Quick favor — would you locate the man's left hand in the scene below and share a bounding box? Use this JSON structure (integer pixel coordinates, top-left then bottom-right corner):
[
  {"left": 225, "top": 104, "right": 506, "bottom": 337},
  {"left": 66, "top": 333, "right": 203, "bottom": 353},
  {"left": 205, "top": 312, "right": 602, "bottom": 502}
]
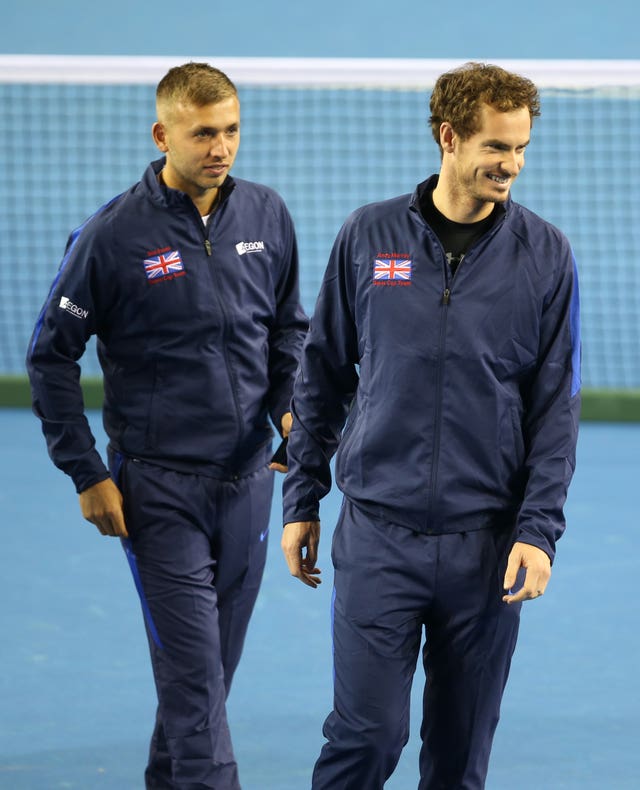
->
[
  {"left": 269, "top": 411, "right": 293, "bottom": 472},
  {"left": 502, "top": 541, "right": 551, "bottom": 604}
]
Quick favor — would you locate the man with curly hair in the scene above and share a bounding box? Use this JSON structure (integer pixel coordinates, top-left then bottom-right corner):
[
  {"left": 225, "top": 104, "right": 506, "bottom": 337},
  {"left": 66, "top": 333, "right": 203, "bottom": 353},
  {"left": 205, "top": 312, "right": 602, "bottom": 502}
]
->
[{"left": 282, "top": 62, "right": 581, "bottom": 789}]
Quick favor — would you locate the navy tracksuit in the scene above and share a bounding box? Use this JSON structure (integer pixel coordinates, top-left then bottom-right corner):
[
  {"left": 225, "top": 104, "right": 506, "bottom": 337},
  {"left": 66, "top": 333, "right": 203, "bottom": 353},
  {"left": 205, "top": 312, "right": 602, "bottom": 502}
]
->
[
  {"left": 27, "top": 158, "right": 308, "bottom": 788},
  {"left": 283, "top": 176, "right": 581, "bottom": 788}
]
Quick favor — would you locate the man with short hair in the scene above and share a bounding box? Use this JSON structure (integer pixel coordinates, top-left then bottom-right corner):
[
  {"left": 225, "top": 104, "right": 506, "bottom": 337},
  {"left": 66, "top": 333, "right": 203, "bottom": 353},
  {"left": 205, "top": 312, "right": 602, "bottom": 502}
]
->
[
  {"left": 27, "top": 62, "right": 308, "bottom": 789},
  {"left": 281, "top": 61, "right": 581, "bottom": 789}
]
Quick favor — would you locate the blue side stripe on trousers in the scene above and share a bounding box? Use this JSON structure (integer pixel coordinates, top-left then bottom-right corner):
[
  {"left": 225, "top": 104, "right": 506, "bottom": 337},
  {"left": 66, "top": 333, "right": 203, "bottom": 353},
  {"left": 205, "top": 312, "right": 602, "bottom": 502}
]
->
[{"left": 121, "top": 537, "right": 165, "bottom": 650}]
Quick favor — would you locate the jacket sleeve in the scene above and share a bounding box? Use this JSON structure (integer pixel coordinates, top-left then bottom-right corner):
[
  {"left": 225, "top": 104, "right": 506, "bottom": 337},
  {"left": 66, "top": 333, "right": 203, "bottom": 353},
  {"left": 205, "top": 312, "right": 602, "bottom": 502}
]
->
[
  {"left": 282, "top": 219, "right": 360, "bottom": 524},
  {"left": 516, "top": 241, "right": 581, "bottom": 561},
  {"left": 266, "top": 200, "right": 309, "bottom": 431},
  {"left": 26, "top": 219, "right": 113, "bottom": 494}
]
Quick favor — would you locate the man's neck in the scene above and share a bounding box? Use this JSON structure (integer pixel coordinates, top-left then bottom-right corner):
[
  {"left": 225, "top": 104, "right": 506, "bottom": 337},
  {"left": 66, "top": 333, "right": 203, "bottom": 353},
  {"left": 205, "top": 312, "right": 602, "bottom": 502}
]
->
[
  {"left": 432, "top": 182, "right": 495, "bottom": 224},
  {"left": 195, "top": 188, "right": 221, "bottom": 218},
  {"left": 158, "top": 168, "right": 221, "bottom": 217}
]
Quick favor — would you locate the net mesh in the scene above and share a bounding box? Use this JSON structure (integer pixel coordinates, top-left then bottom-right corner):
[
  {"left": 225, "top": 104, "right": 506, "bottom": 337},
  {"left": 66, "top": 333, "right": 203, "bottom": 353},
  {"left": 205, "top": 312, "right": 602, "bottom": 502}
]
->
[{"left": 2, "top": 62, "right": 639, "bottom": 388}]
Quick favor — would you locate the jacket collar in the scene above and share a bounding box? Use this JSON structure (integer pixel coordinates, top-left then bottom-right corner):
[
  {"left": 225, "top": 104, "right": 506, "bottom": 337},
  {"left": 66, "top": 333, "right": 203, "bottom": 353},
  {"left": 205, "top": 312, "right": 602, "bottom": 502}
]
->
[{"left": 143, "top": 157, "right": 236, "bottom": 209}]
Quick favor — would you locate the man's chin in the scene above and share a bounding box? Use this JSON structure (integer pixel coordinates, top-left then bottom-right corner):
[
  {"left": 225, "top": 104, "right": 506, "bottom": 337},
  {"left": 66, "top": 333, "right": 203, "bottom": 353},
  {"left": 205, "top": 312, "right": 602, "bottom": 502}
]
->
[{"left": 486, "top": 187, "right": 510, "bottom": 204}]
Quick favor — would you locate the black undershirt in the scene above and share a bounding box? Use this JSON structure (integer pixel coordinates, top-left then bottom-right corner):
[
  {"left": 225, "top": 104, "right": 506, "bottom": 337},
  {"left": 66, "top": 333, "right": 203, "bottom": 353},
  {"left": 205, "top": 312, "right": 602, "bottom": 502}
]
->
[{"left": 419, "top": 187, "right": 498, "bottom": 276}]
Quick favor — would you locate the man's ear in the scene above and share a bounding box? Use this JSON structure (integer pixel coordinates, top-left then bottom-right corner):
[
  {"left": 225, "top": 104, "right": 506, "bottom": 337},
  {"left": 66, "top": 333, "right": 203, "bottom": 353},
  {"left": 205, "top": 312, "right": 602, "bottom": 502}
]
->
[
  {"left": 439, "top": 122, "right": 456, "bottom": 154},
  {"left": 152, "top": 121, "right": 169, "bottom": 153}
]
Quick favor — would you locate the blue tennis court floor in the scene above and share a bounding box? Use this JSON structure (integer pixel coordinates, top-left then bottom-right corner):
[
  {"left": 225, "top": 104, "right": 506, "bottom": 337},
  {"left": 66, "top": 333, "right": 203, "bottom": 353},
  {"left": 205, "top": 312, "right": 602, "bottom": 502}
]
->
[{"left": 1, "top": 409, "right": 638, "bottom": 789}]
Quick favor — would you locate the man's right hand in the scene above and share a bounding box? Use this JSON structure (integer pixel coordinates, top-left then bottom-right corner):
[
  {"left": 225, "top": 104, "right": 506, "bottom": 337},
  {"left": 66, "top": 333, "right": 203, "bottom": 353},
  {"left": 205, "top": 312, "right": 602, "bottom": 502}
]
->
[
  {"left": 79, "top": 478, "right": 128, "bottom": 538},
  {"left": 281, "top": 520, "right": 322, "bottom": 588}
]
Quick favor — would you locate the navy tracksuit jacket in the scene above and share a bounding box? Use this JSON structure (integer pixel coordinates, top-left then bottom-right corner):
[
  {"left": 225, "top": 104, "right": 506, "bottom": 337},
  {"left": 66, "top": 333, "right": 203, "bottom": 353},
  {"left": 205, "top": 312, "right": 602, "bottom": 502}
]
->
[
  {"left": 27, "top": 158, "right": 308, "bottom": 491},
  {"left": 284, "top": 175, "right": 581, "bottom": 560}
]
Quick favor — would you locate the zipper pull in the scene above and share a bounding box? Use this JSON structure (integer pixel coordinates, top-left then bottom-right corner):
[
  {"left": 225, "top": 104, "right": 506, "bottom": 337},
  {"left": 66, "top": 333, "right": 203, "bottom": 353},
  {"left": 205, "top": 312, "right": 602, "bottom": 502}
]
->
[
  {"left": 204, "top": 239, "right": 212, "bottom": 256},
  {"left": 442, "top": 288, "right": 450, "bottom": 305}
]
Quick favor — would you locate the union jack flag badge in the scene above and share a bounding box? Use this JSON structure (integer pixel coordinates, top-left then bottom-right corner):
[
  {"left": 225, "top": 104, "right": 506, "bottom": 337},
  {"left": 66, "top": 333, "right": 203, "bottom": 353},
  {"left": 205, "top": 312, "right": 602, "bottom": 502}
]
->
[
  {"left": 143, "top": 250, "right": 185, "bottom": 281},
  {"left": 373, "top": 257, "right": 413, "bottom": 282}
]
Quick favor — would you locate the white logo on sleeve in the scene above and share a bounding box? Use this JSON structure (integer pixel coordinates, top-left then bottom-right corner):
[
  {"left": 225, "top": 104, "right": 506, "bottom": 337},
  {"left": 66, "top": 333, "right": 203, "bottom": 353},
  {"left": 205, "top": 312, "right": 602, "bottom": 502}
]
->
[
  {"left": 59, "top": 296, "right": 89, "bottom": 319},
  {"left": 235, "top": 240, "right": 265, "bottom": 256}
]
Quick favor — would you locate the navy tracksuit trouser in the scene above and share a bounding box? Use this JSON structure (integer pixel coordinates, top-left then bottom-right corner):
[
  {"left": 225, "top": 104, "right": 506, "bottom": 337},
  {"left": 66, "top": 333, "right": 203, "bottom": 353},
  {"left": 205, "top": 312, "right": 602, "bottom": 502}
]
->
[
  {"left": 312, "top": 500, "right": 523, "bottom": 790},
  {"left": 112, "top": 453, "right": 273, "bottom": 790}
]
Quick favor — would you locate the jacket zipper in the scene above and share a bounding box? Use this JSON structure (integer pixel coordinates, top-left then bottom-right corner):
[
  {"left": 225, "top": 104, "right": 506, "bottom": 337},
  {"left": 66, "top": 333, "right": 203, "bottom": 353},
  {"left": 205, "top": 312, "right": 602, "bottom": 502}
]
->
[
  {"left": 424, "top": 208, "right": 506, "bottom": 525},
  {"left": 428, "top": 249, "right": 454, "bottom": 526},
  {"left": 197, "top": 205, "right": 245, "bottom": 459}
]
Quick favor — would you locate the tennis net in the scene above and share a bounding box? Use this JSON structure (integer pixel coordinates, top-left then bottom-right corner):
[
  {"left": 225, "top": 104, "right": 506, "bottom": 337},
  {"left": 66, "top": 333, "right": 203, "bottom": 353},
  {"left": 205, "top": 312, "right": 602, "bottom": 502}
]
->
[{"left": 1, "top": 56, "right": 639, "bottom": 391}]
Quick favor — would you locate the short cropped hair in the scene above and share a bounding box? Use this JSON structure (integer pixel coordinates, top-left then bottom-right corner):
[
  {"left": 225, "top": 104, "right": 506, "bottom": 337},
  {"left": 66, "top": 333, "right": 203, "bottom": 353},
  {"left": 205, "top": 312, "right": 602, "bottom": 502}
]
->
[
  {"left": 429, "top": 62, "right": 541, "bottom": 152},
  {"left": 156, "top": 62, "right": 237, "bottom": 117}
]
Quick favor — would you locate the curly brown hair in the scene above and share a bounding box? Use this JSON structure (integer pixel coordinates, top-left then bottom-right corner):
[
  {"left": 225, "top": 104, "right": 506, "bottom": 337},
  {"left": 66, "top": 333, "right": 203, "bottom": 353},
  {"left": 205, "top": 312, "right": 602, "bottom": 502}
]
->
[{"left": 429, "top": 62, "right": 540, "bottom": 153}]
